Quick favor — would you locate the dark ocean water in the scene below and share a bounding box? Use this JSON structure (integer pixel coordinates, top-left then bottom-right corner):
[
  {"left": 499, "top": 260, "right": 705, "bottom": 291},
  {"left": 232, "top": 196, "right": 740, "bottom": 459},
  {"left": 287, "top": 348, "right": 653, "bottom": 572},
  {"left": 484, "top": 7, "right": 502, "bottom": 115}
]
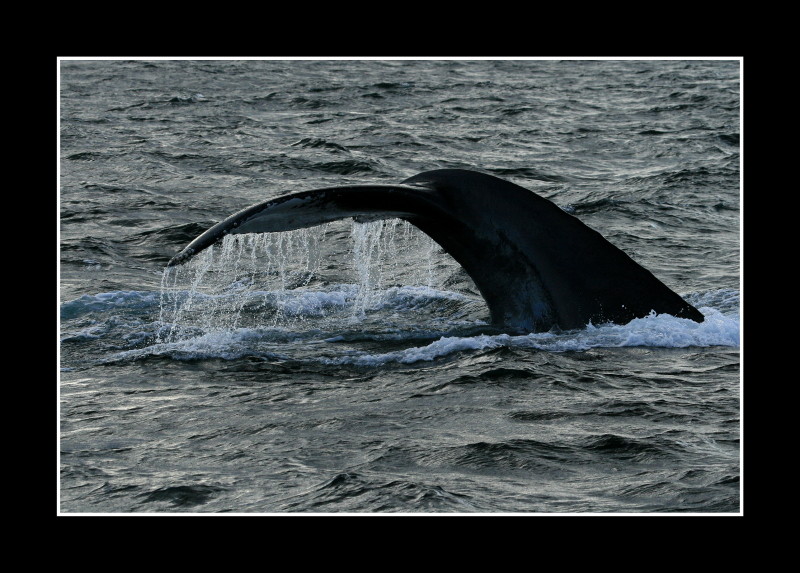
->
[{"left": 59, "top": 59, "right": 741, "bottom": 514}]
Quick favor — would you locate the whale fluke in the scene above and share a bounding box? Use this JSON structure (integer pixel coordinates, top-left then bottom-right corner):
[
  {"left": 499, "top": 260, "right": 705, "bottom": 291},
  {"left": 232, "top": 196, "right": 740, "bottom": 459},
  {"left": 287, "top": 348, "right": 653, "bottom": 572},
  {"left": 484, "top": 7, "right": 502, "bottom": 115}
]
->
[{"left": 169, "top": 169, "right": 704, "bottom": 332}]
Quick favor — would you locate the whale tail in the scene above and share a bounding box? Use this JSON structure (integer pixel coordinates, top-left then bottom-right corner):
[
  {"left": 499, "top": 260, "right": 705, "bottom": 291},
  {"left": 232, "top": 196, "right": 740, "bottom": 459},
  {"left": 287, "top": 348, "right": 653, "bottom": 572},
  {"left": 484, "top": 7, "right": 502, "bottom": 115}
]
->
[{"left": 169, "top": 169, "right": 704, "bottom": 332}]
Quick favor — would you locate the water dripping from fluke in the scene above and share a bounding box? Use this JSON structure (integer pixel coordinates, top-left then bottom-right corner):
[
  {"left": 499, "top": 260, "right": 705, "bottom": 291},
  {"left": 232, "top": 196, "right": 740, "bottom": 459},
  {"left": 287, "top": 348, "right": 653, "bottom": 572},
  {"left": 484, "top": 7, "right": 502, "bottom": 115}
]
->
[{"left": 156, "top": 219, "right": 480, "bottom": 345}]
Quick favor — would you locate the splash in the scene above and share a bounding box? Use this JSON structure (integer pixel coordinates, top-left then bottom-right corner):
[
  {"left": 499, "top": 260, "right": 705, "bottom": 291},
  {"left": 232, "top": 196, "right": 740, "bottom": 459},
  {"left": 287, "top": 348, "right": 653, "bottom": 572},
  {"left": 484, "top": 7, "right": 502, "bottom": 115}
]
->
[
  {"left": 350, "top": 219, "right": 438, "bottom": 317},
  {"left": 156, "top": 219, "right": 474, "bottom": 343},
  {"left": 142, "top": 218, "right": 741, "bottom": 365},
  {"left": 321, "top": 306, "right": 741, "bottom": 366},
  {"left": 158, "top": 224, "right": 327, "bottom": 341}
]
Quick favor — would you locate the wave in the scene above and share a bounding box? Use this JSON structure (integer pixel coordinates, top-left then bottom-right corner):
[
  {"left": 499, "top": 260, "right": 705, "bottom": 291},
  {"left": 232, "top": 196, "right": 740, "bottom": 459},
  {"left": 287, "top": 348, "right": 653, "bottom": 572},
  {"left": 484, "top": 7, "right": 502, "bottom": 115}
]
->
[
  {"left": 60, "top": 215, "right": 740, "bottom": 369},
  {"left": 61, "top": 290, "right": 160, "bottom": 320},
  {"left": 62, "top": 283, "right": 740, "bottom": 368},
  {"left": 320, "top": 306, "right": 740, "bottom": 366}
]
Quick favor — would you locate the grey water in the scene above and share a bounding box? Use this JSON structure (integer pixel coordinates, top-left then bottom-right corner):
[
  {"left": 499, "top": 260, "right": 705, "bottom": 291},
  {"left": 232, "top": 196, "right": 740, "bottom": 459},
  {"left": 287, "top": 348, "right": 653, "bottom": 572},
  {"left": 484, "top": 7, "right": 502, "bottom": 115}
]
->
[{"left": 59, "top": 59, "right": 741, "bottom": 513}]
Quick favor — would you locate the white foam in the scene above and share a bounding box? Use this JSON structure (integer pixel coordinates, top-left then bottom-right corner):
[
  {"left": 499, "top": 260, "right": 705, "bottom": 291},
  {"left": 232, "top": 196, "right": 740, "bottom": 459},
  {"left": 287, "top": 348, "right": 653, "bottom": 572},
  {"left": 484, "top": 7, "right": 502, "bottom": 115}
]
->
[
  {"left": 322, "top": 306, "right": 740, "bottom": 366},
  {"left": 96, "top": 293, "right": 739, "bottom": 366},
  {"left": 106, "top": 327, "right": 294, "bottom": 363},
  {"left": 78, "top": 217, "right": 740, "bottom": 366},
  {"left": 267, "top": 287, "right": 354, "bottom": 316}
]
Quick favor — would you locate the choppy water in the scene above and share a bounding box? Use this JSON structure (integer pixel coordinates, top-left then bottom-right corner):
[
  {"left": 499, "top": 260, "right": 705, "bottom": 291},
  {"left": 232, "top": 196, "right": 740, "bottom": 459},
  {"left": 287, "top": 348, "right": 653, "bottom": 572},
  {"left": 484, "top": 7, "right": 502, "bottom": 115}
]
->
[{"left": 59, "top": 58, "right": 741, "bottom": 513}]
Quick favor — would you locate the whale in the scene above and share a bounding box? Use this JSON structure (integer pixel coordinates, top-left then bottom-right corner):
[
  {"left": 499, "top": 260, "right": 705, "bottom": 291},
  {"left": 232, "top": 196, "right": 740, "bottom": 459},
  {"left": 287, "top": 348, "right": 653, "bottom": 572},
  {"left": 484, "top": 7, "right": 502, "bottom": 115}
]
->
[{"left": 169, "top": 169, "right": 704, "bottom": 333}]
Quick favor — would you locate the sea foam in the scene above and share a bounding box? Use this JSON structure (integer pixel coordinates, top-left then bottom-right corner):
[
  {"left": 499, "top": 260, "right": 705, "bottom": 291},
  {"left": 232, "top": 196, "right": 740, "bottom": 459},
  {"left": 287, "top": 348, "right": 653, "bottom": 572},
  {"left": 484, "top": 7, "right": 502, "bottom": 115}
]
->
[
  {"left": 80, "top": 219, "right": 740, "bottom": 366},
  {"left": 320, "top": 306, "right": 740, "bottom": 366}
]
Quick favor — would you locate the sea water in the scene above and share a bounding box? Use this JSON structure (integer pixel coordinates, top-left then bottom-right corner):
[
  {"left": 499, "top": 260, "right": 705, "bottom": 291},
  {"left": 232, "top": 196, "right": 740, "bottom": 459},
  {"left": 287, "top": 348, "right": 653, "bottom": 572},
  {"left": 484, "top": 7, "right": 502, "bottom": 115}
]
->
[{"left": 60, "top": 59, "right": 741, "bottom": 513}]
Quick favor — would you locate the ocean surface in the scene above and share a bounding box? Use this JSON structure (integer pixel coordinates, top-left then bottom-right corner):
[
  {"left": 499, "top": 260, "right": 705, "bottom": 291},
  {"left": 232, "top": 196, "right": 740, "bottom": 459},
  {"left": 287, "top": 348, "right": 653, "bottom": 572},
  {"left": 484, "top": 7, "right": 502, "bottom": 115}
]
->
[{"left": 59, "top": 59, "right": 742, "bottom": 514}]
